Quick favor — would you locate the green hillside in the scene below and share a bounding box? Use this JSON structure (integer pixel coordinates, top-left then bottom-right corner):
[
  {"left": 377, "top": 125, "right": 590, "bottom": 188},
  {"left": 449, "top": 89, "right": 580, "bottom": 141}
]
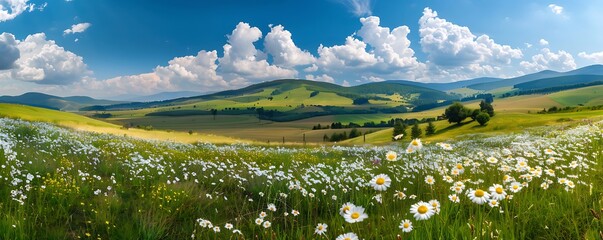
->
[{"left": 0, "top": 92, "right": 122, "bottom": 111}]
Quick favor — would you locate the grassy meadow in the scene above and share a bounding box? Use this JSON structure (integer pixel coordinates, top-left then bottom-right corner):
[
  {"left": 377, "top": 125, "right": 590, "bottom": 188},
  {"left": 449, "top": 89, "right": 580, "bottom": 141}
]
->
[{"left": 0, "top": 115, "right": 602, "bottom": 239}]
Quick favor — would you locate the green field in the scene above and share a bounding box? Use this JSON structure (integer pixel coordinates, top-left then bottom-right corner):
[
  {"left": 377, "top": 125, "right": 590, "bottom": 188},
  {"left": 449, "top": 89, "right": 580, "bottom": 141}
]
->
[
  {"left": 549, "top": 85, "right": 603, "bottom": 106},
  {"left": 0, "top": 116, "right": 601, "bottom": 239}
]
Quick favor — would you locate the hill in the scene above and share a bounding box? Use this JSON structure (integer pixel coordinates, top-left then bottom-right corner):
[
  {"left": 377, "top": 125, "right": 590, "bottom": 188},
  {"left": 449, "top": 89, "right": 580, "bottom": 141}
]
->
[
  {"left": 387, "top": 77, "right": 502, "bottom": 91},
  {"left": 514, "top": 75, "right": 603, "bottom": 90},
  {"left": 0, "top": 92, "right": 123, "bottom": 111},
  {"left": 89, "top": 79, "right": 456, "bottom": 119}
]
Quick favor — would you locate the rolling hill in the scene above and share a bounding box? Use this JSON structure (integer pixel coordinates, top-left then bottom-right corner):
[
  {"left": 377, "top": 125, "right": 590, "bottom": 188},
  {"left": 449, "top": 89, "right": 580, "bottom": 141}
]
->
[
  {"left": 0, "top": 92, "right": 123, "bottom": 111},
  {"left": 387, "top": 77, "right": 502, "bottom": 91},
  {"left": 89, "top": 79, "right": 456, "bottom": 114},
  {"left": 514, "top": 75, "right": 603, "bottom": 90}
]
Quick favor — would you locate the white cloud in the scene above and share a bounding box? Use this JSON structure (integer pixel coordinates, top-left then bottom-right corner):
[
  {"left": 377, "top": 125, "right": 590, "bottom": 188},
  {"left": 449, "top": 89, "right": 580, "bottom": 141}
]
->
[
  {"left": 64, "top": 22, "right": 92, "bottom": 35},
  {"left": 578, "top": 51, "right": 603, "bottom": 64},
  {"left": 10, "top": 33, "right": 91, "bottom": 85},
  {"left": 357, "top": 16, "right": 420, "bottom": 68},
  {"left": 539, "top": 39, "right": 549, "bottom": 46},
  {"left": 520, "top": 48, "right": 576, "bottom": 72},
  {"left": 264, "top": 25, "right": 315, "bottom": 67},
  {"left": 0, "top": 0, "right": 35, "bottom": 22},
  {"left": 525, "top": 43, "right": 533, "bottom": 48},
  {"left": 305, "top": 74, "right": 335, "bottom": 83},
  {"left": 418, "top": 7, "right": 522, "bottom": 80},
  {"left": 0, "top": 32, "right": 20, "bottom": 70},
  {"left": 336, "top": 0, "right": 372, "bottom": 17},
  {"left": 317, "top": 36, "right": 378, "bottom": 71},
  {"left": 548, "top": 4, "right": 563, "bottom": 15},
  {"left": 218, "top": 22, "right": 297, "bottom": 83}
]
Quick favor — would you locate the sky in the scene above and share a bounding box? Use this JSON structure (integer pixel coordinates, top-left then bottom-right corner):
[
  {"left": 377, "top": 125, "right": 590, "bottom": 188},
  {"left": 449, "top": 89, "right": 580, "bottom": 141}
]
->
[{"left": 1, "top": 0, "right": 603, "bottom": 98}]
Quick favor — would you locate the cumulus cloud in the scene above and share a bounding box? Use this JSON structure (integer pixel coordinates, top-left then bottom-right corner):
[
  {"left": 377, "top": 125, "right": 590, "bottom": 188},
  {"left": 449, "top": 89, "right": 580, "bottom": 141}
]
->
[
  {"left": 539, "top": 39, "right": 549, "bottom": 46},
  {"left": 357, "top": 16, "right": 420, "bottom": 68},
  {"left": 264, "top": 25, "right": 315, "bottom": 67},
  {"left": 317, "top": 36, "right": 378, "bottom": 71},
  {"left": 548, "top": 4, "right": 563, "bottom": 15},
  {"left": 520, "top": 48, "right": 576, "bottom": 72},
  {"left": 64, "top": 22, "right": 92, "bottom": 35},
  {"left": 336, "top": 0, "right": 372, "bottom": 17},
  {"left": 418, "top": 7, "right": 522, "bottom": 79},
  {"left": 578, "top": 51, "right": 603, "bottom": 64},
  {"left": 305, "top": 74, "right": 335, "bottom": 83},
  {"left": 0, "top": 0, "right": 35, "bottom": 22},
  {"left": 10, "top": 33, "right": 91, "bottom": 85},
  {"left": 0, "top": 32, "right": 20, "bottom": 70},
  {"left": 218, "top": 22, "right": 297, "bottom": 83}
]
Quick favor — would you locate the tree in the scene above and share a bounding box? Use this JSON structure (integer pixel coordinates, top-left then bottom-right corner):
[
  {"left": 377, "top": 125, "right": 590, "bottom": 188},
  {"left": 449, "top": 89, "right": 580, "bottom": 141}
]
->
[
  {"left": 349, "top": 128, "right": 361, "bottom": 138},
  {"left": 471, "top": 109, "right": 481, "bottom": 121},
  {"left": 392, "top": 121, "right": 406, "bottom": 139},
  {"left": 425, "top": 121, "right": 436, "bottom": 135},
  {"left": 411, "top": 123, "right": 422, "bottom": 139},
  {"left": 476, "top": 112, "right": 490, "bottom": 126},
  {"left": 479, "top": 100, "right": 495, "bottom": 117},
  {"left": 444, "top": 102, "right": 470, "bottom": 124}
]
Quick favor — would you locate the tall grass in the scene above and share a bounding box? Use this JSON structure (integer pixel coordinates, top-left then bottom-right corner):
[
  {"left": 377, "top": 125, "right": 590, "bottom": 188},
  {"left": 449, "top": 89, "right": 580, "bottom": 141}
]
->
[{"left": 0, "top": 117, "right": 601, "bottom": 239}]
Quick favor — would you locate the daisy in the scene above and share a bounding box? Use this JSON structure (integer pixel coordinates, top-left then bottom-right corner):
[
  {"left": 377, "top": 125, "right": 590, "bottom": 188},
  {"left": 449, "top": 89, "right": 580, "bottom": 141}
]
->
[
  {"left": 410, "top": 201, "right": 435, "bottom": 220},
  {"left": 488, "top": 199, "right": 500, "bottom": 208},
  {"left": 343, "top": 206, "right": 368, "bottom": 223},
  {"left": 449, "top": 194, "right": 460, "bottom": 203},
  {"left": 406, "top": 148, "right": 414, "bottom": 153},
  {"left": 544, "top": 148, "right": 556, "bottom": 155},
  {"left": 408, "top": 139, "right": 423, "bottom": 151},
  {"left": 429, "top": 199, "right": 441, "bottom": 213},
  {"left": 424, "top": 175, "right": 435, "bottom": 185},
  {"left": 454, "top": 163, "right": 465, "bottom": 174},
  {"left": 314, "top": 223, "right": 328, "bottom": 235},
  {"left": 489, "top": 184, "right": 507, "bottom": 200},
  {"left": 399, "top": 219, "right": 413, "bottom": 232},
  {"left": 486, "top": 157, "right": 498, "bottom": 164},
  {"left": 213, "top": 226, "right": 220, "bottom": 232},
  {"left": 263, "top": 221, "right": 271, "bottom": 228},
  {"left": 224, "top": 223, "right": 233, "bottom": 230},
  {"left": 370, "top": 174, "right": 391, "bottom": 191},
  {"left": 267, "top": 203, "right": 277, "bottom": 212},
  {"left": 340, "top": 202, "right": 355, "bottom": 216},
  {"left": 394, "top": 190, "right": 406, "bottom": 200},
  {"left": 254, "top": 218, "right": 263, "bottom": 225},
  {"left": 509, "top": 181, "right": 522, "bottom": 193},
  {"left": 386, "top": 151, "right": 398, "bottom": 161},
  {"left": 291, "top": 209, "right": 300, "bottom": 216},
  {"left": 336, "top": 232, "right": 359, "bottom": 240},
  {"left": 467, "top": 189, "right": 490, "bottom": 205},
  {"left": 259, "top": 211, "right": 267, "bottom": 219}
]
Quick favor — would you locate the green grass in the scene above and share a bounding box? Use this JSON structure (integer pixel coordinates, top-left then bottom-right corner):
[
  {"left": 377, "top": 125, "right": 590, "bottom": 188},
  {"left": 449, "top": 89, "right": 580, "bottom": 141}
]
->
[
  {"left": 549, "top": 85, "right": 603, "bottom": 106},
  {"left": 0, "top": 103, "right": 116, "bottom": 128},
  {"left": 0, "top": 116, "right": 601, "bottom": 239}
]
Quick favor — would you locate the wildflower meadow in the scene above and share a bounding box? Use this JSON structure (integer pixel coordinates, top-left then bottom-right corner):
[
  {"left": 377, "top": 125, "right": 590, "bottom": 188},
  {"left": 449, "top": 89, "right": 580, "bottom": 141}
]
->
[{"left": 0, "top": 117, "right": 602, "bottom": 239}]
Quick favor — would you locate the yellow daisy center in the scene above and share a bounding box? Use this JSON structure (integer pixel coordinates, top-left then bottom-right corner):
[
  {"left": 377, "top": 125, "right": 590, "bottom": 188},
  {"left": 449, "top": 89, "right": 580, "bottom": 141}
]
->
[
  {"left": 495, "top": 187, "right": 503, "bottom": 194},
  {"left": 456, "top": 164, "right": 463, "bottom": 169},
  {"left": 475, "top": 189, "right": 485, "bottom": 197},
  {"left": 343, "top": 206, "right": 350, "bottom": 212},
  {"left": 513, "top": 185, "right": 519, "bottom": 190},
  {"left": 376, "top": 177, "right": 385, "bottom": 185},
  {"left": 351, "top": 212, "right": 360, "bottom": 219},
  {"left": 344, "top": 238, "right": 351, "bottom": 240},
  {"left": 387, "top": 154, "right": 395, "bottom": 160},
  {"left": 412, "top": 140, "right": 419, "bottom": 146},
  {"left": 417, "top": 205, "right": 428, "bottom": 214},
  {"left": 318, "top": 226, "right": 323, "bottom": 230},
  {"left": 403, "top": 223, "right": 410, "bottom": 228},
  {"left": 432, "top": 203, "right": 438, "bottom": 207}
]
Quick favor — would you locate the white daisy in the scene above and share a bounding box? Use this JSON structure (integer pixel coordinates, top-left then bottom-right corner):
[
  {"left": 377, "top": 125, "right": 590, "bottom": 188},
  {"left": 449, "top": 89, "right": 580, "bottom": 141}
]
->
[
  {"left": 314, "top": 223, "right": 328, "bottom": 235},
  {"left": 467, "top": 189, "right": 490, "bottom": 205},
  {"left": 385, "top": 151, "right": 398, "bottom": 161},
  {"left": 488, "top": 184, "right": 507, "bottom": 200},
  {"left": 336, "top": 232, "right": 359, "bottom": 240},
  {"left": 343, "top": 206, "right": 368, "bottom": 223},
  {"left": 399, "top": 219, "right": 413, "bottom": 232},
  {"left": 370, "top": 174, "right": 392, "bottom": 191},
  {"left": 410, "top": 201, "right": 435, "bottom": 220}
]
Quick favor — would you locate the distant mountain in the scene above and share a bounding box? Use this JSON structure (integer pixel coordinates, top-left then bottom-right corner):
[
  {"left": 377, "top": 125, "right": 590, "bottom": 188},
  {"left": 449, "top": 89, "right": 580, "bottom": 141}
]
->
[
  {"left": 466, "top": 65, "right": 603, "bottom": 91},
  {"left": 0, "top": 92, "right": 123, "bottom": 111},
  {"left": 514, "top": 75, "right": 603, "bottom": 90},
  {"left": 387, "top": 77, "right": 502, "bottom": 91},
  {"left": 123, "top": 91, "right": 206, "bottom": 102}
]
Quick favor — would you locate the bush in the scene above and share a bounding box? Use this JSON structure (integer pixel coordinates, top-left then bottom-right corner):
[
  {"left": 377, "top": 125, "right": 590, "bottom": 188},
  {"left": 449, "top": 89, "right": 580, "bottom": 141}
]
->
[
  {"left": 476, "top": 112, "right": 490, "bottom": 126},
  {"left": 425, "top": 121, "right": 436, "bottom": 135},
  {"left": 444, "top": 102, "right": 471, "bottom": 124}
]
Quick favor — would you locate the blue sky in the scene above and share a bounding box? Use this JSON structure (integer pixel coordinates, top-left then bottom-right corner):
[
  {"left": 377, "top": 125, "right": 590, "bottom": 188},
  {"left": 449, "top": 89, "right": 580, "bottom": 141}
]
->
[{"left": 1, "top": 0, "right": 602, "bottom": 98}]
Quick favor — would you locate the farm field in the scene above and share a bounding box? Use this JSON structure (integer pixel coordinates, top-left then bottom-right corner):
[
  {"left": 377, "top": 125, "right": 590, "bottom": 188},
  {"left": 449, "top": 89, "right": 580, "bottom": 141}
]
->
[{"left": 0, "top": 116, "right": 601, "bottom": 239}]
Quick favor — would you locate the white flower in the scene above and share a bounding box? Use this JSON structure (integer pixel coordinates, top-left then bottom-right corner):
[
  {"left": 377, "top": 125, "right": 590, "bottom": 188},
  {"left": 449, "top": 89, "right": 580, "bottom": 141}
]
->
[
  {"left": 267, "top": 203, "right": 276, "bottom": 212},
  {"left": 263, "top": 221, "right": 271, "bottom": 228},
  {"left": 254, "top": 218, "right": 263, "bottom": 225},
  {"left": 340, "top": 202, "right": 355, "bottom": 216},
  {"left": 410, "top": 201, "right": 435, "bottom": 220},
  {"left": 343, "top": 206, "right": 368, "bottom": 223},
  {"left": 489, "top": 184, "right": 507, "bottom": 200},
  {"left": 408, "top": 139, "right": 423, "bottom": 151},
  {"left": 448, "top": 194, "right": 460, "bottom": 203},
  {"left": 399, "top": 219, "right": 413, "bottom": 232},
  {"left": 370, "top": 174, "right": 391, "bottom": 191},
  {"left": 424, "top": 175, "right": 435, "bottom": 185},
  {"left": 314, "top": 223, "right": 328, "bottom": 235},
  {"left": 224, "top": 223, "right": 233, "bottom": 230},
  {"left": 336, "top": 232, "right": 359, "bottom": 240},
  {"left": 467, "top": 189, "right": 490, "bottom": 205},
  {"left": 509, "top": 181, "right": 522, "bottom": 193},
  {"left": 386, "top": 151, "right": 398, "bottom": 161}
]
